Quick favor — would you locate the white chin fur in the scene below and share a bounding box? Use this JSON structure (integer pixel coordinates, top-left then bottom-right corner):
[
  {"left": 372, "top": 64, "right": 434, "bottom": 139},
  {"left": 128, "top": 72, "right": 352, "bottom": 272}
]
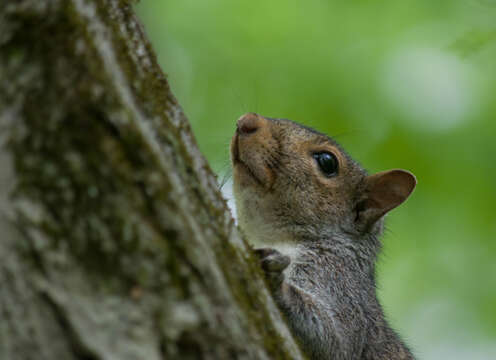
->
[{"left": 234, "top": 184, "right": 300, "bottom": 261}]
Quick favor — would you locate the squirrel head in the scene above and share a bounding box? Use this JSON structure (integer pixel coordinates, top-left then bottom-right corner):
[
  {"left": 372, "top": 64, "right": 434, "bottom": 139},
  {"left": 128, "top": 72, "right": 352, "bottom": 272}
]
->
[{"left": 231, "top": 113, "right": 416, "bottom": 247}]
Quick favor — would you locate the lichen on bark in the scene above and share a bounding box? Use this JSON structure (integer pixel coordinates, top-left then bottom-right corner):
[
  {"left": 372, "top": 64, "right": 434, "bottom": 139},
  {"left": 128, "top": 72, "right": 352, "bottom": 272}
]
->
[{"left": 0, "top": 0, "right": 305, "bottom": 359}]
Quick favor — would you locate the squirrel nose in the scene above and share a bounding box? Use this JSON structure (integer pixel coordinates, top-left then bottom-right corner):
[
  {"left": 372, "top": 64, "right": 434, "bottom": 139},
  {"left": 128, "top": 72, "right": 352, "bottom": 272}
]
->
[{"left": 237, "top": 113, "right": 263, "bottom": 135}]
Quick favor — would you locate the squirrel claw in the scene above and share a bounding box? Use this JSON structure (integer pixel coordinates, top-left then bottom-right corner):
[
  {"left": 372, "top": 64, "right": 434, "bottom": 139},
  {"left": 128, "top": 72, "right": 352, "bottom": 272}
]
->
[
  {"left": 261, "top": 253, "right": 290, "bottom": 273},
  {"left": 253, "top": 247, "right": 278, "bottom": 259},
  {"left": 254, "top": 247, "right": 290, "bottom": 273}
]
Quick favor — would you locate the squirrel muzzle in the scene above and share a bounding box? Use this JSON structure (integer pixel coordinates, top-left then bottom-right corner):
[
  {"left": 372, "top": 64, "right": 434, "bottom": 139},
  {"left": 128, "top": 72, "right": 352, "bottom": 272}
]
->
[{"left": 231, "top": 113, "right": 276, "bottom": 189}]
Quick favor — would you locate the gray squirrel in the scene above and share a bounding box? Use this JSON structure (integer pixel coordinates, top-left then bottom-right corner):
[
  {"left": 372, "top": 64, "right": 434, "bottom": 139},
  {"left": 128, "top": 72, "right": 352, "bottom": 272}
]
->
[{"left": 231, "top": 113, "right": 416, "bottom": 360}]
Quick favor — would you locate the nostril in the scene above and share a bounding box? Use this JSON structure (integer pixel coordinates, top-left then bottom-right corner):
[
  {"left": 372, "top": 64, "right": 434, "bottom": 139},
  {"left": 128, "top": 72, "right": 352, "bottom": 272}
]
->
[{"left": 237, "top": 113, "right": 261, "bottom": 136}]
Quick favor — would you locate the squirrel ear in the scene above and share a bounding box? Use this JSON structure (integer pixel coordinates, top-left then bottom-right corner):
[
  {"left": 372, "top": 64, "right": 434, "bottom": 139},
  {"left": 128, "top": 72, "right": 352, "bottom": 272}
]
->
[{"left": 356, "top": 169, "right": 416, "bottom": 231}]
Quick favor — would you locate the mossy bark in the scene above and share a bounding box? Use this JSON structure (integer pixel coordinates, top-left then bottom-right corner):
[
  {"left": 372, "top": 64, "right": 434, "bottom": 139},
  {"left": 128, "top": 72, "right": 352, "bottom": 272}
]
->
[{"left": 0, "top": 1, "right": 305, "bottom": 359}]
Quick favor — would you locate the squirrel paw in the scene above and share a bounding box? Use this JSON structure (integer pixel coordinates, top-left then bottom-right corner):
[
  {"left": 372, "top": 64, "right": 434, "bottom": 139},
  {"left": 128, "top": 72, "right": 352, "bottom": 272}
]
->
[{"left": 254, "top": 248, "right": 290, "bottom": 289}]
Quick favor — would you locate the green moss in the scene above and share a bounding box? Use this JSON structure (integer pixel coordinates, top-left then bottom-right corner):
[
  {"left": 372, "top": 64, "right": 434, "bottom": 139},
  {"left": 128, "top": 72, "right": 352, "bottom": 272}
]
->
[
  {"left": 215, "top": 239, "right": 303, "bottom": 359},
  {"left": 1, "top": 1, "right": 305, "bottom": 358}
]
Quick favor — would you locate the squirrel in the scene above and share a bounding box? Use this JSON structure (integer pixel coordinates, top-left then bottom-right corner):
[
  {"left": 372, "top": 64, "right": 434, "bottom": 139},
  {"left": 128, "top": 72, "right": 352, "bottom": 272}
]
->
[{"left": 230, "top": 113, "right": 417, "bottom": 360}]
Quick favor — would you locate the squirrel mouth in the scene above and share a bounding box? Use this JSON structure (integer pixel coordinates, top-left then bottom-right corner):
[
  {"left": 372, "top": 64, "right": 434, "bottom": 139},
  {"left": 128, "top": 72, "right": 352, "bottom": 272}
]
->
[{"left": 231, "top": 133, "right": 264, "bottom": 187}]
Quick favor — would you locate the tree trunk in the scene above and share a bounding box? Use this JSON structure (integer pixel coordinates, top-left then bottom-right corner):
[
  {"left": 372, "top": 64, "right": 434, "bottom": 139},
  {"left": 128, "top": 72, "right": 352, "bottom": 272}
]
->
[{"left": 0, "top": 1, "right": 305, "bottom": 359}]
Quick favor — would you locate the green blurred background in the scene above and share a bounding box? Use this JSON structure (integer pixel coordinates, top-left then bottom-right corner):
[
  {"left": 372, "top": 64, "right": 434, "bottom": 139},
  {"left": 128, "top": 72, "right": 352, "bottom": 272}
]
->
[{"left": 137, "top": 1, "right": 496, "bottom": 358}]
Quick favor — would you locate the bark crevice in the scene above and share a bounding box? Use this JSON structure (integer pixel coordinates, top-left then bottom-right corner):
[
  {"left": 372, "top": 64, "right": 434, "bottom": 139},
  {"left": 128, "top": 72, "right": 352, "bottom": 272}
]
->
[{"left": 0, "top": 0, "right": 305, "bottom": 359}]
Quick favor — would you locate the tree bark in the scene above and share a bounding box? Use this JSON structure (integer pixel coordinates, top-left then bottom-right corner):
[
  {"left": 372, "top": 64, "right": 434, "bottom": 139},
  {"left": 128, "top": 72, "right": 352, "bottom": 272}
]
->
[{"left": 0, "top": 1, "right": 305, "bottom": 359}]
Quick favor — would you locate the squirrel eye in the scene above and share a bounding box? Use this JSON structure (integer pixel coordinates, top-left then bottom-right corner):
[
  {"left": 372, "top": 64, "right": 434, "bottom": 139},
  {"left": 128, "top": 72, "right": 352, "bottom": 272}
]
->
[{"left": 313, "top": 152, "right": 338, "bottom": 177}]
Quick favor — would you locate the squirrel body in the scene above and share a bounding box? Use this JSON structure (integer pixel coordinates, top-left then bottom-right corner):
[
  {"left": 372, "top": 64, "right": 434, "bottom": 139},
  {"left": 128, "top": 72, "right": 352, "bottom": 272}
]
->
[{"left": 231, "top": 113, "right": 416, "bottom": 360}]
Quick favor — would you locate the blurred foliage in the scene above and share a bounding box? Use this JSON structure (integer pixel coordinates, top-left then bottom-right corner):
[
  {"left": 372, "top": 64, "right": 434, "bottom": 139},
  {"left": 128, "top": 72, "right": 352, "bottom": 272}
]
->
[
  {"left": 450, "top": 29, "right": 496, "bottom": 57},
  {"left": 136, "top": 0, "right": 496, "bottom": 357}
]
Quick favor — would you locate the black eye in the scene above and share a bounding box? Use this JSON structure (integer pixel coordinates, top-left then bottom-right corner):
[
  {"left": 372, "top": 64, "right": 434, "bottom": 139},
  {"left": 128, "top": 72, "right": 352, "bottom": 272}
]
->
[{"left": 313, "top": 152, "right": 338, "bottom": 177}]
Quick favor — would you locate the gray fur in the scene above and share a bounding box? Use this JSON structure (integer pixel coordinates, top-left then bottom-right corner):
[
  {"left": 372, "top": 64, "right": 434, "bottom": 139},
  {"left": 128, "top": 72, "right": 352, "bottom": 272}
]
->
[{"left": 232, "top": 114, "right": 416, "bottom": 360}]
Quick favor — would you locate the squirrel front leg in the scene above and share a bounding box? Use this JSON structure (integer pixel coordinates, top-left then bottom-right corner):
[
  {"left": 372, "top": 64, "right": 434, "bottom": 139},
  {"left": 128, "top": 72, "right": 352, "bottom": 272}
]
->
[{"left": 254, "top": 248, "right": 356, "bottom": 360}]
